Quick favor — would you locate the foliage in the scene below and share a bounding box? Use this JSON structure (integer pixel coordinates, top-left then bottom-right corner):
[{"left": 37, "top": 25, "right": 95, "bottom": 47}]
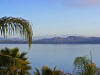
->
[
  {"left": 73, "top": 56, "right": 100, "bottom": 75},
  {"left": 0, "top": 17, "right": 33, "bottom": 47},
  {"left": 0, "top": 47, "right": 31, "bottom": 75},
  {"left": 34, "top": 66, "right": 66, "bottom": 75}
]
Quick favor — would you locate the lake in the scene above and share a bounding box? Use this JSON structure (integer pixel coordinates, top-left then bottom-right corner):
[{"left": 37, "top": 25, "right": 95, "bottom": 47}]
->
[{"left": 0, "top": 44, "right": 100, "bottom": 73}]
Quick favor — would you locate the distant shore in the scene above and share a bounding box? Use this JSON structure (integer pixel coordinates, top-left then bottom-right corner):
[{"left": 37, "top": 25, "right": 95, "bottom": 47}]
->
[{"left": 1, "top": 36, "right": 100, "bottom": 44}]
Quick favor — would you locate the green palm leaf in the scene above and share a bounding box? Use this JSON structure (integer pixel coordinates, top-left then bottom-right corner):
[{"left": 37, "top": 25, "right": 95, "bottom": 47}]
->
[
  {"left": 0, "top": 16, "right": 33, "bottom": 47},
  {"left": 0, "top": 47, "right": 31, "bottom": 75}
]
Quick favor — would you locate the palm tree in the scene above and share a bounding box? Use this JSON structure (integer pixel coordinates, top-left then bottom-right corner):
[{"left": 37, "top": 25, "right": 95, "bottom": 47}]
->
[
  {"left": 0, "top": 47, "right": 31, "bottom": 75},
  {"left": 34, "top": 66, "right": 66, "bottom": 75},
  {"left": 0, "top": 16, "right": 33, "bottom": 47},
  {"left": 73, "top": 56, "right": 100, "bottom": 75}
]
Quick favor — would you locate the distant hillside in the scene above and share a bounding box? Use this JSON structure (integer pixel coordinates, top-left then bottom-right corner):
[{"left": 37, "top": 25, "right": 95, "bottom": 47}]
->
[
  {"left": 1, "top": 36, "right": 100, "bottom": 44},
  {"left": 33, "top": 36, "right": 100, "bottom": 44}
]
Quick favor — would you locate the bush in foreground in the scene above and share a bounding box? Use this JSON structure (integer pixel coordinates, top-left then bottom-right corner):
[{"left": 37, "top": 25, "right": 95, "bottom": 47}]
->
[{"left": 0, "top": 47, "right": 31, "bottom": 75}]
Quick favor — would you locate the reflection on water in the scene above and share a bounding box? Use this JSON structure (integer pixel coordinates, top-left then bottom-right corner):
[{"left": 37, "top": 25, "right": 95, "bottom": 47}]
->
[{"left": 0, "top": 44, "right": 100, "bottom": 73}]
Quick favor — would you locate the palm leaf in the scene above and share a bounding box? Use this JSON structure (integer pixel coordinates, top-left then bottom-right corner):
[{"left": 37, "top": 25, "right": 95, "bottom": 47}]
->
[
  {"left": 0, "top": 16, "right": 33, "bottom": 47},
  {"left": 34, "top": 68, "right": 41, "bottom": 75}
]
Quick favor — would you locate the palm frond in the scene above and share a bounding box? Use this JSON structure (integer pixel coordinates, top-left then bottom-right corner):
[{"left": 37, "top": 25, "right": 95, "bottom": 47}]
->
[
  {"left": 34, "top": 68, "right": 41, "bottom": 75},
  {"left": 0, "top": 16, "right": 33, "bottom": 47}
]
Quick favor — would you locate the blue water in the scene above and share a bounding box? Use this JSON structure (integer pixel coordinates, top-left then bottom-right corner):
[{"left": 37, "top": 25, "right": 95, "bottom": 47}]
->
[{"left": 0, "top": 44, "right": 100, "bottom": 73}]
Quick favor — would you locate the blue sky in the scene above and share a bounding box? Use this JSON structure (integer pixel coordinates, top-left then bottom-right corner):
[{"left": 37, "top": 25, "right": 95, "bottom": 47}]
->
[{"left": 0, "top": 0, "right": 100, "bottom": 37}]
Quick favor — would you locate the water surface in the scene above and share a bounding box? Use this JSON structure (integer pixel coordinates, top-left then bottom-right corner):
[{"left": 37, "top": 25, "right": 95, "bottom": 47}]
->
[{"left": 0, "top": 44, "right": 100, "bottom": 73}]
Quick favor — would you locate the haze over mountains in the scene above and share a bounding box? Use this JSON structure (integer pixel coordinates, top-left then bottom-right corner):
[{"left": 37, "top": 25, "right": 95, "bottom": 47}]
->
[{"left": 1, "top": 35, "right": 100, "bottom": 44}]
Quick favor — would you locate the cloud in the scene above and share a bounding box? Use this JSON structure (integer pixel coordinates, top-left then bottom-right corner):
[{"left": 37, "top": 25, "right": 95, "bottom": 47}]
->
[
  {"left": 82, "top": 0, "right": 100, "bottom": 6},
  {"left": 50, "top": 0, "right": 100, "bottom": 8}
]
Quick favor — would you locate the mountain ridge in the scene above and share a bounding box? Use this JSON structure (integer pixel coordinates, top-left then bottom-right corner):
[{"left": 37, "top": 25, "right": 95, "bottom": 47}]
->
[{"left": 1, "top": 36, "right": 100, "bottom": 44}]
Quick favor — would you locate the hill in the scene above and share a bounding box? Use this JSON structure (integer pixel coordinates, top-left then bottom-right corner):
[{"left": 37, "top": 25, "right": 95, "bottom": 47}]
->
[{"left": 1, "top": 36, "right": 100, "bottom": 44}]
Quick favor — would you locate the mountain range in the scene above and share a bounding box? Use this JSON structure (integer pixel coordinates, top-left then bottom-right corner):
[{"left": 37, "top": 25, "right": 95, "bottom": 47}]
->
[{"left": 1, "top": 36, "right": 100, "bottom": 44}]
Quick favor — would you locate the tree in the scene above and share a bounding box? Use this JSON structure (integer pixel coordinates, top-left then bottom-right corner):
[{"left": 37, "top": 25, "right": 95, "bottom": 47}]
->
[
  {"left": 0, "top": 16, "right": 33, "bottom": 47},
  {"left": 34, "top": 66, "right": 66, "bottom": 75},
  {"left": 73, "top": 56, "right": 100, "bottom": 75},
  {"left": 0, "top": 47, "right": 31, "bottom": 75}
]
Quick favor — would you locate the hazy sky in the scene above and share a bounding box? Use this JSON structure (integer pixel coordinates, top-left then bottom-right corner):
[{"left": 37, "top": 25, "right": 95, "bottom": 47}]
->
[{"left": 0, "top": 0, "right": 100, "bottom": 37}]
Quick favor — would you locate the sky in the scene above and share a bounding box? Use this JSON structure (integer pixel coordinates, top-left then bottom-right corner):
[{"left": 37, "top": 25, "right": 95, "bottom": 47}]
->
[{"left": 0, "top": 0, "right": 100, "bottom": 37}]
